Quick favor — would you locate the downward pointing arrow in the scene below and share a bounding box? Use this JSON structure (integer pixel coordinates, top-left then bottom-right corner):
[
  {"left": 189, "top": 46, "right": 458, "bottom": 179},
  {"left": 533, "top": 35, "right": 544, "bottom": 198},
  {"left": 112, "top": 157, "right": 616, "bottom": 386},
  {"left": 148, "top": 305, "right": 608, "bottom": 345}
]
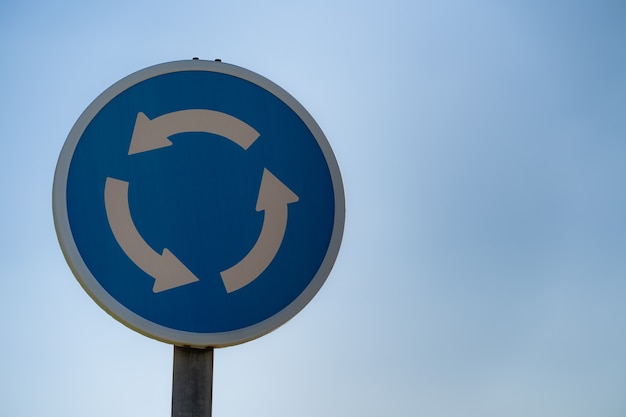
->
[
  {"left": 104, "top": 177, "right": 200, "bottom": 293},
  {"left": 128, "top": 110, "right": 260, "bottom": 155},
  {"left": 220, "top": 169, "right": 299, "bottom": 293}
]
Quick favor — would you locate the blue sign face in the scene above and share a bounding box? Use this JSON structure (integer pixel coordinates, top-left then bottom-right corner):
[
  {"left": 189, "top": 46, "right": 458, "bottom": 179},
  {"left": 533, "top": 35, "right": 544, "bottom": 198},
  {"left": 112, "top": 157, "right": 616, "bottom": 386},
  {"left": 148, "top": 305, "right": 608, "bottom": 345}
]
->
[{"left": 53, "top": 60, "right": 345, "bottom": 347}]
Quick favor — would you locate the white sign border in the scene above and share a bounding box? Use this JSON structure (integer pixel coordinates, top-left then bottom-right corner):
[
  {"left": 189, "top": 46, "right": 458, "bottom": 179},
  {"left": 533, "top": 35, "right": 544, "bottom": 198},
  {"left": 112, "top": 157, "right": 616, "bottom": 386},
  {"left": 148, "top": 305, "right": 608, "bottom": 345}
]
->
[{"left": 53, "top": 59, "right": 345, "bottom": 347}]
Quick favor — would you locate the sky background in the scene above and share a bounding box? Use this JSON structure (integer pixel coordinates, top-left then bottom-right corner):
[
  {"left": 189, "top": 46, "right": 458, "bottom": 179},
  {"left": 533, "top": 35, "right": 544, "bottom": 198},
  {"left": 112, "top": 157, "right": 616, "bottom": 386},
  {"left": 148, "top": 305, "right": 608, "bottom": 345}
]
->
[{"left": 1, "top": 1, "right": 626, "bottom": 416}]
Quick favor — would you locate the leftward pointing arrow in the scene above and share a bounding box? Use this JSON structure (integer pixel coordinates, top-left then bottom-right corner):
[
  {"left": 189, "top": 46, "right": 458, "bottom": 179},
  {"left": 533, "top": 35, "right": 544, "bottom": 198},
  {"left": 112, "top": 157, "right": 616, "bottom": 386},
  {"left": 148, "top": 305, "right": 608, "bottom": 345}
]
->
[
  {"left": 220, "top": 168, "right": 299, "bottom": 293},
  {"left": 128, "top": 110, "right": 260, "bottom": 155},
  {"left": 104, "top": 177, "right": 200, "bottom": 293}
]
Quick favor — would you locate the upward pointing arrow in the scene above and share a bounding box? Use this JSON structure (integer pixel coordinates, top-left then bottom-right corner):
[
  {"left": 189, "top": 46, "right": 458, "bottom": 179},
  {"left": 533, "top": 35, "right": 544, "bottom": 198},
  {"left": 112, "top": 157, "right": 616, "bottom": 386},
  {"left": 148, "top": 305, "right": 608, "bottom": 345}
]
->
[
  {"left": 220, "top": 169, "right": 299, "bottom": 293},
  {"left": 128, "top": 110, "right": 260, "bottom": 155}
]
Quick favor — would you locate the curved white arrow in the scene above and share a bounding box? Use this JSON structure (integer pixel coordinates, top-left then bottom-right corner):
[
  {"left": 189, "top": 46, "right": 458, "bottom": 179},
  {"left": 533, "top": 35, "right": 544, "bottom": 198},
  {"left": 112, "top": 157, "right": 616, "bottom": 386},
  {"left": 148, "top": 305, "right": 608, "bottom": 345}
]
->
[
  {"left": 220, "top": 169, "right": 299, "bottom": 293},
  {"left": 129, "top": 110, "right": 260, "bottom": 155},
  {"left": 104, "top": 177, "right": 200, "bottom": 293}
]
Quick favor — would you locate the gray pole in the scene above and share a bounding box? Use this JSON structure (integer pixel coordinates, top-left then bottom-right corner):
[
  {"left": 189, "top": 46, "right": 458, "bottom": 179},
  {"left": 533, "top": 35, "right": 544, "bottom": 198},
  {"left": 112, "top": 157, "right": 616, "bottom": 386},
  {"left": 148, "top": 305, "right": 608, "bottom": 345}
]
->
[{"left": 172, "top": 345, "right": 214, "bottom": 417}]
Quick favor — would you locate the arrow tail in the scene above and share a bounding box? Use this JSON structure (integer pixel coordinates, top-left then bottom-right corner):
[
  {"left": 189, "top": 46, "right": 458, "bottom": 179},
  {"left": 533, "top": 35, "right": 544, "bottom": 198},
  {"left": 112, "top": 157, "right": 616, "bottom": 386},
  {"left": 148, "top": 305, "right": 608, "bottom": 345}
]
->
[{"left": 220, "top": 206, "right": 288, "bottom": 293}]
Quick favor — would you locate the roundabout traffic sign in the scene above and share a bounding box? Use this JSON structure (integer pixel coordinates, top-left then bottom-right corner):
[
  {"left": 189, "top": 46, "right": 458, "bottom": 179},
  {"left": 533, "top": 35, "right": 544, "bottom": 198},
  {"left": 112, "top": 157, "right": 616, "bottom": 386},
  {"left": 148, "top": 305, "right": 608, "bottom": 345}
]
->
[{"left": 53, "top": 59, "right": 345, "bottom": 347}]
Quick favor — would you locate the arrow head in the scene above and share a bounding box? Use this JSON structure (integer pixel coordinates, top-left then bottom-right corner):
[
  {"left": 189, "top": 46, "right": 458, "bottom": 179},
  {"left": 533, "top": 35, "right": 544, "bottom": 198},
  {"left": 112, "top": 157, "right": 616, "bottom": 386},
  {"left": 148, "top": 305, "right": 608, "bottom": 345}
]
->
[
  {"left": 152, "top": 249, "right": 200, "bottom": 293},
  {"left": 256, "top": 168, "right": 299, "bottom": 211},
  {"left": 128, "top": 112, "right": 173, "bottom": 155}
]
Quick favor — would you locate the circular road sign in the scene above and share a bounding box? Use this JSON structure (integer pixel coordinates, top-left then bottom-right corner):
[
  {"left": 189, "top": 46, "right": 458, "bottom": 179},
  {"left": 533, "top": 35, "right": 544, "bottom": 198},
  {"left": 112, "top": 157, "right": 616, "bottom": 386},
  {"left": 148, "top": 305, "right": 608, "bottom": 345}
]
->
[{"left": 53, "top": 59, "right": 345, "bottom": 347}]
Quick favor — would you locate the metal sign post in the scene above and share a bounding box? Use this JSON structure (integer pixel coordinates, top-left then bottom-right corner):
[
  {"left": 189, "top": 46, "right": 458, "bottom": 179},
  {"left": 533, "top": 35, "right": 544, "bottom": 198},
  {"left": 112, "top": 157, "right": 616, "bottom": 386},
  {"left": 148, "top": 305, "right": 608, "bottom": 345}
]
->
[{"left": 172, "top": 346, "right": 214, "bottom": 417}]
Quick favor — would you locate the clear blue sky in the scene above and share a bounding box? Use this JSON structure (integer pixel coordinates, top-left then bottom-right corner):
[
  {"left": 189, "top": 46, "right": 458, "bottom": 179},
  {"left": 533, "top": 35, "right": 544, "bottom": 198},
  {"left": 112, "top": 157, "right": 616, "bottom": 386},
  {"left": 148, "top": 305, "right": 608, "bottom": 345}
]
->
[{"left": 1, "top": 1, "right": 625, "bottom": 416}]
